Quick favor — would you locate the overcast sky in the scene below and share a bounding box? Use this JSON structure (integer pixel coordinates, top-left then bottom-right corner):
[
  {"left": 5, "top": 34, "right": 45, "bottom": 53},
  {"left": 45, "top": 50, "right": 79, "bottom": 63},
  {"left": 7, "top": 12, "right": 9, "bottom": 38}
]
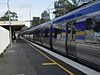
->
[{"left": 0, "top": 0, "right": 55, "bottom": 21}]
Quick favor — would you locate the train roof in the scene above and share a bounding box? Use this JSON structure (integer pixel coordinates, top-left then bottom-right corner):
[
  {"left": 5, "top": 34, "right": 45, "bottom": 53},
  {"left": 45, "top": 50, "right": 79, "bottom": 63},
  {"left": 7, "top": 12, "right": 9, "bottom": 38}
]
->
[
  {"left": 41, "top": 21, "right": 51, "bottom": 27},
  {"left": 53, "top": 0, "right": 100, "bottom": 23},
  {"left": 26, "top": 20, "right": 51, "bottom": 32}
]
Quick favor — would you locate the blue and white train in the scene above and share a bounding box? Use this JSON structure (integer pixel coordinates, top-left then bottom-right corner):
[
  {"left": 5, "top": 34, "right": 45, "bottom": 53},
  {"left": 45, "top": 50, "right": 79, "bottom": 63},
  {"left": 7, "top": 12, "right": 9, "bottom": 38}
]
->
[{"left": 23, "top": 0, "right": 100, "bottom": 71}]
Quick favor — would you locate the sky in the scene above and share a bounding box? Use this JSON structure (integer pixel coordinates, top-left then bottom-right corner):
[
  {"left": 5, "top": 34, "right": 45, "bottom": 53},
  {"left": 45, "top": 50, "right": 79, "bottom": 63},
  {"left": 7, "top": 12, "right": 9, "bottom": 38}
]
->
[{"left": 0, "top": 0, "right": 56, "bottom": 27}]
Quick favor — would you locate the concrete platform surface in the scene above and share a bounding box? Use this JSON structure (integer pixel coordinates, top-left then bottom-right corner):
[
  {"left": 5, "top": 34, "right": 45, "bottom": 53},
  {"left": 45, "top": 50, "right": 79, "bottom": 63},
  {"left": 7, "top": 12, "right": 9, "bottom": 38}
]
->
[{"left": 0, "top": 40, "right": 86, "bottom": 75}]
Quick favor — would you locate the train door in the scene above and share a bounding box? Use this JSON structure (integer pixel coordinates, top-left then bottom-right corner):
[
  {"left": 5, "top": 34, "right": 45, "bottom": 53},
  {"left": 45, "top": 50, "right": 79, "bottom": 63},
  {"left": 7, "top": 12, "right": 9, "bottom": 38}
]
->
[
  {"left": 42, "top": 26, "right": 51, "bottom": 48},
  {"left": 40, "top": 28, "right": 43, "bottom": 45},
  {"left": 67, "top": 21, "right": 76, "bottom": 58},
  {"left": 52, "top": 23, "right": 67, "bottom": 54}
]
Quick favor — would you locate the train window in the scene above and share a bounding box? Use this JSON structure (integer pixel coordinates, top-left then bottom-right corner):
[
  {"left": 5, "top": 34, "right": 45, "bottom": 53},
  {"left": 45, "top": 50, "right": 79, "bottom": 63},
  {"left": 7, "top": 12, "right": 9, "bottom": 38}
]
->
[
  {"left": 37, "top": 30, "right": 39, "bottom": 37},
  {"left": 55, "top": 28, "right": 61, "bottom": 34},
  {"left": 93, "top": 16, "right": 100, "bottom": 33},
  {"left": 45, "top": 28, "right": 49, "bottom": 37},
  {"left": 72, "top": 23, "right": 76, "bottom": 41},
  {"left": 36, "top": 31, "right": 38, "bottom": 37},
  {"left": 61, "top": 23, "right": 66, "bottom": 41},
  {"left": 68, "top": 23, "right": 71, "bottom": 40},
  {"left": 42, "top": 29, "right": 45, "bottom": 37},
  {"left": 86, "top": 18, "right": 92, "bottom": 30},
  {"left": 85, "top": 15, "right": 100, "bottom": 43},
  {"left": 34, "top": 31, "right": 36, "bottom": 37},
  {"left": 54, "top": 25, "right": 62, "bottom": 39},
  {"left": 53, "top": 23, "right": 66, "bottom": 41},
  {"left": 38, "top": 30, "right": 41, "bottom": 37}
]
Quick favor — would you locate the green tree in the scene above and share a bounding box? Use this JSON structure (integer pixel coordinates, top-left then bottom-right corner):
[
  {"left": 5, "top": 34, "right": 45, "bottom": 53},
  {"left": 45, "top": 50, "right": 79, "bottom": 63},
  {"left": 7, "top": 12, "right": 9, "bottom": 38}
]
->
[
  {"left": 41, "top": 10, "right": 50, "bottom": 20},
  {"left": 53, "top": 0, "right": 76, "bottom": 18},
  {"left": 40, "top": 10, "right": 50, "bottom": 24},
  {"left": 11, "top": 12, "right": 18, "bottom": 21},
  {"left": 53, "top": 0, "right": 94, "bottom": 18},
  {"left": 31, "top": 11, "right": 51, "bottom": 27},
  {"left": 40, "top": 18, "right": 50, "bottom": 24},
  {"left": 0, "top": 11, "right": 18, "bottom": 21},
  {"left": 32, "top": 17, "right": 41, "bottom": 27}
]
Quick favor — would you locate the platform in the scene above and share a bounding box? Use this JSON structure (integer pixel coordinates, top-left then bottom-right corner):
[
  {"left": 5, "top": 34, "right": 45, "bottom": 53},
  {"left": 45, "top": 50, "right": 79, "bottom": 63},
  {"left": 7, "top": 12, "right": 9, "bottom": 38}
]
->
[{"left": 0, "top": 39, "right": 99, "bottom": 75}]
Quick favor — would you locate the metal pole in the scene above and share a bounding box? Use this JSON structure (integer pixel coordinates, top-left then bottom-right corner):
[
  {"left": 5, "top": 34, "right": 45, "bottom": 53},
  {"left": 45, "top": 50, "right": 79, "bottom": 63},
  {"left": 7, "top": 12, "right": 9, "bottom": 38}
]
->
[
  {"left": 29, "top": 6, "right": 31, "bottom": 26},
  {"left": 7, "top": 0, "right": 12, "bottom": 47}
]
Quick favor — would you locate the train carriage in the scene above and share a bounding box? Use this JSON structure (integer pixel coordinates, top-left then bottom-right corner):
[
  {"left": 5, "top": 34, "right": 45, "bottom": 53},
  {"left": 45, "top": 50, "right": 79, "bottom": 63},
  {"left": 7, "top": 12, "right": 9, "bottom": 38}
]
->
[{"left": 23, "top": 0, "right": 100, "bottom": 71}]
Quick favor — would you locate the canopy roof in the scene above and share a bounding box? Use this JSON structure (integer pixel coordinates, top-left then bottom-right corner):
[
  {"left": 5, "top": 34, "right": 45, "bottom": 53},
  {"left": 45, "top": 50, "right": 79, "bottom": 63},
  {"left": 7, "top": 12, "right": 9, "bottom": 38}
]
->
[{"left": 0, "top": 21, "right": 25, "bottom": 31}]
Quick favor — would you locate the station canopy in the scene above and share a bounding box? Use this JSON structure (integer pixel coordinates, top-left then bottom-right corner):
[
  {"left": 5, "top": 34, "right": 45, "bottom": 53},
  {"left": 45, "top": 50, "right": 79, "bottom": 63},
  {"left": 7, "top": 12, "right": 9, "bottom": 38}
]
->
[{"left": 0, "top": 21, "right": 25, "bottom": 31}]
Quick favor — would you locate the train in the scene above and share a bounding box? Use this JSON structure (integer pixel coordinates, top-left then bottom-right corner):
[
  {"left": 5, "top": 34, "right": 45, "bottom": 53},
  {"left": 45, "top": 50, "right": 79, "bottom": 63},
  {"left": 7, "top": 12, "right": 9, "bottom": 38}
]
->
[{"left": 23, "top": 0, "right": 100, "bottom": 71}]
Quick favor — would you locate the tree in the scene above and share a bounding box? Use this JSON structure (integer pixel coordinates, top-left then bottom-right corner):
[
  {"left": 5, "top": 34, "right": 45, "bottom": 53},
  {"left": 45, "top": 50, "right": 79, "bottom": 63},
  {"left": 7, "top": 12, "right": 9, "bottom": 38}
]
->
[
  {"left": 0, "top": 11, "right": 18, "bottom": 21},
  {"left": 32, "top": 17, "right": 41, "bottom": 27},
  {"left": 53, "top": 0, "right": 76, "bottom": 18},
  {"left": 11, "top": 12, "right": 18, "bottom": 21},
  {"left": 40, "top": 10, "right": 50, "bottom": 24},
  {"left": 41, "top": 10, "right": 50, "bottom": 20},
  {"left": 53, "top": 0, "right": 94, "bottom": 18},
  {"left": 31, "top": 11, "right": 51, "bottom": 27}
]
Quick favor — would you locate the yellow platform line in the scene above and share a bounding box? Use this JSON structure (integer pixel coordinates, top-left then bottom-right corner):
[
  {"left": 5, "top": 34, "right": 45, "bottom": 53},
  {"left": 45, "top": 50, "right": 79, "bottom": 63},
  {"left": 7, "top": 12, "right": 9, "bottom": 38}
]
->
[
  {"left": 42, "top": 62, "right": 57, "bottom": 66},
  {"left": 29, "top": 43, "right": 74, "bottom": 75}
]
